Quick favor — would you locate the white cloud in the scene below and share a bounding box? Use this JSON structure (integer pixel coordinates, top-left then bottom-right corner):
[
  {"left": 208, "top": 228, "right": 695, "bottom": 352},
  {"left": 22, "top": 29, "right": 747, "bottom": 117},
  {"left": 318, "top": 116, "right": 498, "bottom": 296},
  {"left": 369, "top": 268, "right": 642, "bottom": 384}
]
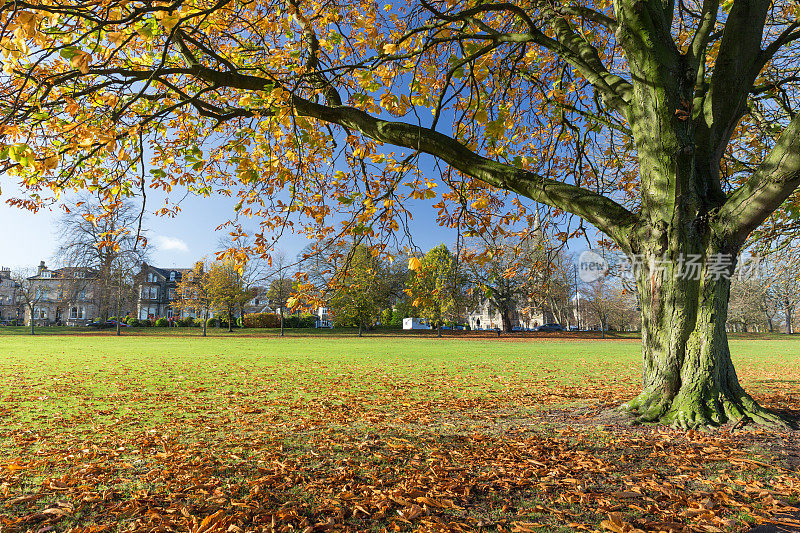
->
[{"left": 153, "top": 235, "right": 189, "bottom": 253}]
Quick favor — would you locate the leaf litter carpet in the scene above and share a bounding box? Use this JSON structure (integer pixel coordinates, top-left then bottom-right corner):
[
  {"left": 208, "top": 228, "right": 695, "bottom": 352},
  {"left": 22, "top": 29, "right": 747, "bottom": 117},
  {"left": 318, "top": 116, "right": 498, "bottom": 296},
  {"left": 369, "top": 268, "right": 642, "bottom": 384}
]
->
[{"left": 1, "top": 365, "right": 798, "bottom": 533}]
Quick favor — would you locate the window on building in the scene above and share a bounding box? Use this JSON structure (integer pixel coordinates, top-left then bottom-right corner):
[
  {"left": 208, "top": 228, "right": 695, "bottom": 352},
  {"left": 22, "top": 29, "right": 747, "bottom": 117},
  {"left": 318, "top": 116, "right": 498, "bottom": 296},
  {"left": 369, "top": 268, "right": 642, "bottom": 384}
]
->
[
  {"left": 34, "top": 307, "right": 48, "bottom": 319},
  {"left": 69, "top": 306, "right": 86, "bottom": 319},
  {"left": 74, "top": 271, "right": 85, "bottom": 278},
  {"left": 147, "top": 273, "right": 157, "bottom": 282},
  {"left": 40, "top": 271, "right": 52, "bottom": 279},
  {"left": 149, "top": 286, "right": 158, "bottom": 299},
  {"left": 36, "top": 288, "right": 48, "bottom": 300},
  {"left": 170, "top": 271, "right": 176, "bottom": 281},
  {"left": 168, "top": 288, "right": 175, "bottom": 300}
]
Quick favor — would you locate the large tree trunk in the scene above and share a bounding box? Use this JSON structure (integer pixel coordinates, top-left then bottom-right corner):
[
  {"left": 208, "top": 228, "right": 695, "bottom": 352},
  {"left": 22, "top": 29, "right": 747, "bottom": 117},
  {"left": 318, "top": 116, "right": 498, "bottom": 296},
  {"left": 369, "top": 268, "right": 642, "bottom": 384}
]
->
[
  {"left": 500, "top": 312, "right": 513, "bottom": 333},
  {"left": 621, "top": 238, "right": 785, "bottom": 428}
]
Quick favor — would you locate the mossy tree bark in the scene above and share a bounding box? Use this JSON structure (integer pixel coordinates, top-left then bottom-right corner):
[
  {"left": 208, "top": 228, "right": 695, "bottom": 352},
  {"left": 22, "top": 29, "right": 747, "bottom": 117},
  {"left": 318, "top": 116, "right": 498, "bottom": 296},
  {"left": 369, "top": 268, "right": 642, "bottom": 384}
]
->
[{"left": 622, "top": 236, "right": 786, "bottom": 428}]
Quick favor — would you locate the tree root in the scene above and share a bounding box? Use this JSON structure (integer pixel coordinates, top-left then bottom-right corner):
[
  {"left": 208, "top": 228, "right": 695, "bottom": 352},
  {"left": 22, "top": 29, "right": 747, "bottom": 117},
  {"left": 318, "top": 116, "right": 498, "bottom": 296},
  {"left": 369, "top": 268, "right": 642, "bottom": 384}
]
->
[{"left": 619, "top": 388, "right": 795, "bottom": 430}]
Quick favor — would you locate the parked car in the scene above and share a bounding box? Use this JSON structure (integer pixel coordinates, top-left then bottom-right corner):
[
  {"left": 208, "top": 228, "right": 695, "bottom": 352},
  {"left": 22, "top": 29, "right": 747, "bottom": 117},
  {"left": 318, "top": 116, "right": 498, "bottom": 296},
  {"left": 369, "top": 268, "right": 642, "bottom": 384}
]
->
[{"left": 535, "top": 323, "right": 564, "bottom": 332}]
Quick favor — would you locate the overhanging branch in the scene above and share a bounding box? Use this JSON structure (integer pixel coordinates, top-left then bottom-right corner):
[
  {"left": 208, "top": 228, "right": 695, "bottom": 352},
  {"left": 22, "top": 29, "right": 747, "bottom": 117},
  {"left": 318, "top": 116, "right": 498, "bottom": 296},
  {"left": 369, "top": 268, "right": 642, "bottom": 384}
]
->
[{"left": 720, "top": 113, "right": 800, "bottom": 244}]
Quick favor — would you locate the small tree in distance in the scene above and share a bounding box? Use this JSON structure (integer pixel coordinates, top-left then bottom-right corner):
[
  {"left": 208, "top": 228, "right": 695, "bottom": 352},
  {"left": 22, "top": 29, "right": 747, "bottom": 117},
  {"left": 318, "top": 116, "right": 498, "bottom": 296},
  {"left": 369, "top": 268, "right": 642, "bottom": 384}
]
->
[
  {"left": 407, "top": 245, "right": 469, "bottom": 337},
  {"left": 265, "top": 250, "right": 294, "bottom": 336},
  {"left": 204, "top": 260, "right": 251, "bottom": 333},
  {"left": 14, "top": 268, "right": 42, "bottom": 335},
  {"left": 173, "top": 261, "right": 211, "bottom": 337},
  {"left": 328, "top": 245, "right": 393, "bottom": 336}
]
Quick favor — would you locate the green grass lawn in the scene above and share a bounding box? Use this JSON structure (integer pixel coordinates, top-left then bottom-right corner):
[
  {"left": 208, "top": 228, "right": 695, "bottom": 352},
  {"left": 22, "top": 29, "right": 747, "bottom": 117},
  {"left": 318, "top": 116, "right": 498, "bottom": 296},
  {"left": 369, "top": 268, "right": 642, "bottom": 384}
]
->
[{"left": 1, "top": 334, "right": 798, "bottom": 532}]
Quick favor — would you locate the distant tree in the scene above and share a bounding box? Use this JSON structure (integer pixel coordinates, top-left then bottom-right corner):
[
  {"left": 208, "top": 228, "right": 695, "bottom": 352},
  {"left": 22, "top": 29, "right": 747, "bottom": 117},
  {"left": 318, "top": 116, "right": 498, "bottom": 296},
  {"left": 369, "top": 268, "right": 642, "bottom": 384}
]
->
[
  {"left": 217, "top": 233, "right": 271, "bottom": 327},
  {"left": 55, "top": 197, "right": 147, "bottom": 332},
  {"left": 389, "top": 298, "right": 413, "bottom": 328},
  {"left": 407, "top": 244, "right": 469, "bottom": 336},
  {"left": 328, "top": 245, "right": 397, "bottom": 336},
  {"left": 204, "top": 260, "right": 251, "bottom": 333},
  {"left": 13, "top": 268, "right": 43, "bottom": 335},
  {"left": 728, "top": 277, "right": 767, "bottom": 332},
  {"left": 760, "top": 252, "right": 800, "bottom": 334},
  {"left": 538, "top": 250, "right": 575, "bottom": 327},
  {"left": 173, "top": 261, "right": 211, "bottom": 336},
  {"left": 579, "top": 277, "right": 637, "bottom": 337},
  {"left": 265, "top": 250, "right": 294, "bottom": 336},
  {"left": 466, "top": 233, "right": 573, "bottom": 332},
  {"left": 380, "top": 308, "right": 393, "bottom": 327}
]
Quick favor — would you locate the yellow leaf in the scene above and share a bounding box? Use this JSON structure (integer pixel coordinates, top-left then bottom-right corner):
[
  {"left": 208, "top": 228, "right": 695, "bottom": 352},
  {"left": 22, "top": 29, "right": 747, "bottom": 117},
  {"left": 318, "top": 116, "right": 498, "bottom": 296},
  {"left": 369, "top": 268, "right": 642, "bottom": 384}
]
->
[
  {"left": 408, "top": 257, "right": 421, "bottom": 271},
  {"left": 70, "top": 52, "right": 90, "bottom": 74},
  {"left": 160, "top": 13, "right": 179, "bottom": 30},
  {"left": 107, "top": 31, "right": 126, "bottom": 47}
]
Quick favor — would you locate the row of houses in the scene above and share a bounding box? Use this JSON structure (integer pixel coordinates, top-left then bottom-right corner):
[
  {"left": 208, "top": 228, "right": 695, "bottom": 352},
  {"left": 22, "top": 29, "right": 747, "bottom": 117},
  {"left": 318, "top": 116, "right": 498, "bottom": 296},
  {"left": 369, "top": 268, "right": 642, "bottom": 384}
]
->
[
  {"left": 0, "top": 261, "right": 270, "bottom": 326},
  {"left": 2, "top": 259, "right": 558, "bottom": 330}
]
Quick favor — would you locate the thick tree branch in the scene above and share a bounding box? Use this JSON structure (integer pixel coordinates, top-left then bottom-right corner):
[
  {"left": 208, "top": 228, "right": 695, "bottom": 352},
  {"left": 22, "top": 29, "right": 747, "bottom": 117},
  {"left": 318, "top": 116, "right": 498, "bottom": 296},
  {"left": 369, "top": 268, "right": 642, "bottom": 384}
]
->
[
  {"left": 165, "top": 64, "right": 638, "bottom": 245},
  {"left": 419, "top": 1, "right": 632, "bottom": 115},
  {"left": 687, "top": 0, "right": 719, "bottom": 69},
  {"left": 720, "top": 113, "right": 800, "bottom": 245},
  {"left": 700, "top": 0, "right": 770, "bottom": 160}
]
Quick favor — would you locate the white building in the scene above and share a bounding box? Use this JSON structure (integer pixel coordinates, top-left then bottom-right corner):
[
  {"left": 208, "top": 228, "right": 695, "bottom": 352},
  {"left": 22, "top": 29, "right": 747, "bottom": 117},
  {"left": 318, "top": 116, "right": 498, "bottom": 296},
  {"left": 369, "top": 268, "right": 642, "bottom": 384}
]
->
[{"left": 402, "top": 317, "right": 431, "bottom": 330}]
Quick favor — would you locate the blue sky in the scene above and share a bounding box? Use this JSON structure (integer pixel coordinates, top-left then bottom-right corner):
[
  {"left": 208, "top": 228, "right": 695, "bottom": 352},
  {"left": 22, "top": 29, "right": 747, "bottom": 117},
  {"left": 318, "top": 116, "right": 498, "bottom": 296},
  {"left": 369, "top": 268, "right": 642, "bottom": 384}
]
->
[{"left": 0, "top": 176, "right": 463, "bottom": 272}]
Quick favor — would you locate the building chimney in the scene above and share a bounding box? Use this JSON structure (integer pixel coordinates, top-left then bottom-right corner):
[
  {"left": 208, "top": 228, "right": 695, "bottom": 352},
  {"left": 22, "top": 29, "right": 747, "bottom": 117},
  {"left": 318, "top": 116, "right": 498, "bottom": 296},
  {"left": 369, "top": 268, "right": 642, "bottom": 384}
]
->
[{"left": 37, "top": 261, "right": 46, "bottom": 275}]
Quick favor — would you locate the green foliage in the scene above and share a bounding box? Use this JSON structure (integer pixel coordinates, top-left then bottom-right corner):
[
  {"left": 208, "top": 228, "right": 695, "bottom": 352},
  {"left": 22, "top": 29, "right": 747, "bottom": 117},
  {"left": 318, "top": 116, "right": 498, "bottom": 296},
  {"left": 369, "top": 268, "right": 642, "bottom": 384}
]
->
[
  {"left": 206, "top": 317, "right": 218, "bottom": 328},
  {"left": 177, "top": 317, "right": 195, "bottom": 327},
  {"left": 390, "top": 298, "right": 413, "bottom": 328},
  {"left": 155, "top": 317, "right": 169, "bottom": 327},
  {"left": 126, "top": 317, "right": 140, "bottom": 327},
  {"left": 381, "top": 308, "right": 393, "bottom": 326},
  {"left": 328, "top": 245, "right": 397, "bottom": 328},
  {"left": 283, "top": 314, "right": 316, "bottom": 328},
  {"left": 407, "top": 244, "right": 469, "bottom": 328},
  {"left": 139, "top": 319, "right": 152, "bottom": 327},
  {"left": 244, "top": 313, "right": 282, "bottom": 328}
]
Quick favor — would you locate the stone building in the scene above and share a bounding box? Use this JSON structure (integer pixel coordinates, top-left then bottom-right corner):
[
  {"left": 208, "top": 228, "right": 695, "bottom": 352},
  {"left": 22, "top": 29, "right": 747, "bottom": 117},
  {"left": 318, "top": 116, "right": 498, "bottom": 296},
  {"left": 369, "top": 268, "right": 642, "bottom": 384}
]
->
[
  {"left": 135, "top": 263, "right": 192, "bottom": 320},
  {"left": 466, "top": 297, "right": 552, "bottom": 331},
  {"left": 0, "top": 268, "right": 22, "bottom": 323},
  {"left": 23, "top": 261, "right": 100, "bottom": 326}
]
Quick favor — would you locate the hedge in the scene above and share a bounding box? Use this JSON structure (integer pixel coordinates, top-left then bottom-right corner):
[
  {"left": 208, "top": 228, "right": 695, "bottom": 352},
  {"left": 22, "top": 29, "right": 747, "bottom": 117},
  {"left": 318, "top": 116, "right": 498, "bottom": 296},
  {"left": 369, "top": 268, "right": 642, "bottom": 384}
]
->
[{"left": 243, "top": 313, "right": 281, "bottom": 328}]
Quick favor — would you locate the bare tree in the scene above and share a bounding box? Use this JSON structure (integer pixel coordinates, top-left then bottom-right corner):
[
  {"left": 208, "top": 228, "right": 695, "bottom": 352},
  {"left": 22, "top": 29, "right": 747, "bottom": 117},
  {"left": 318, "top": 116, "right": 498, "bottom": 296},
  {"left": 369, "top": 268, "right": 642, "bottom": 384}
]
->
[
  {"left": 14, "top": 268, "right": 43, "bottom": 335},
  {"left": 265, "top": 250, "right": 294, "bottom": 336},
  {"left": 56, "top": 196, "right": 148, "bottom": 331},
  {"left": 728, "top": 278, "right": 767, "bottom": 332},
  {"left": 750, "top": 249, "right": 800, "bottom": 334},
  {"left": 579, "top": 277, "right": 638, "bottom": 337}
]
